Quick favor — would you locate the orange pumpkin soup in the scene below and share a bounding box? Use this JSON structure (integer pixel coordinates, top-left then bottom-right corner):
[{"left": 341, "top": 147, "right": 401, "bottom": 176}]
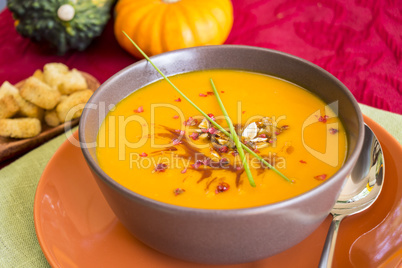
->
[{"left": 96, "top": 70, "right": 347, "bottom": 209}]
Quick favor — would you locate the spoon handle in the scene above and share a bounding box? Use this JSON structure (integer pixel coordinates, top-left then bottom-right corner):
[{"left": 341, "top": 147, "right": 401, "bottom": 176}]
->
[{"left": 318, "top": 215, "right": 345, "bottom": 268}]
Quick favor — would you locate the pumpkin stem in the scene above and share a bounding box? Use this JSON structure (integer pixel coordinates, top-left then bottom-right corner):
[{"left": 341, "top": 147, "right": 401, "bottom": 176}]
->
[
  {"left": 57, "top": 4, "right": 75, "bottom": 22},
  {"left": 162, "top": 0, "right": 181, "bottom": 3}
]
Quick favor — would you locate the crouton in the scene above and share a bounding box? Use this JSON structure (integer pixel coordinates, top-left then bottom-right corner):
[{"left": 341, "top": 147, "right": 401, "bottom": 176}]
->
[
  {"left": 44, "top": 62, "right": 69, "bottom": 73},
  {"left": 60, "top": 95, "right": 68, "bottom": 102},
  {"left": 43, "top": 63, "right": 69, "bottom": 90},
  {"left": 32, "top": 69, "right": 45, "bottom": 82},
  {"left": 0, "top": 81, "right": 43, "bottom": 119},
  {"left": 20, "top": 77, "right": 61, "bottom": 110},
  {"left": 0, "top": 81, "right": 18, "bottom": 99},
  {"left": 44, "top": 109, "right": 60, "bottom": 127},
  {"left": 56, "top": 89, "right": 93, "bottom": 122},
  {"left": 0, "top": 118, "right": 41, "bottom": 138},
  {"left": 59, "top": 69, "right": 88, "bottom": 95},
  {"left": 0, "top": 95, "right": 19, "bottom": 119}
]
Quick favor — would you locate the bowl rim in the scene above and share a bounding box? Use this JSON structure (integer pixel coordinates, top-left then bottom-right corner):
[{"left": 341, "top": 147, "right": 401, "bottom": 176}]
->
[{"left": 79, "top": 44, "right": 365, "bottom": 215}]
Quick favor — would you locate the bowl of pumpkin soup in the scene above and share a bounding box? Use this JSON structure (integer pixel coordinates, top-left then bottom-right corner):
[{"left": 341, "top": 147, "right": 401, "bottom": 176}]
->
[{"left": 79, "top": 45, "right": 364, "bottom": 264}]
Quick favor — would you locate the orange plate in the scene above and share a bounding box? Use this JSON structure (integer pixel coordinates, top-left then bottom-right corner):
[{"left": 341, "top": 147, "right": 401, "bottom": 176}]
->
[{"left": 34, "top": 115, "right": 402, "bottom": 268}]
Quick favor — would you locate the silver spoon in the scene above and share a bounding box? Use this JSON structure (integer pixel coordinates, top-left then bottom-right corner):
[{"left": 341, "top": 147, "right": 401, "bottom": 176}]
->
[{"left": 319, "top": 124, "right": 384, "bottom": 267}]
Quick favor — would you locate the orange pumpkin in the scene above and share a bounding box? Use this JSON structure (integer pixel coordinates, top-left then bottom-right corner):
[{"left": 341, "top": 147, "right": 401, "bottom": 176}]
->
[{"left": 114, "top": 0, "right": 234, "bottom": 58}]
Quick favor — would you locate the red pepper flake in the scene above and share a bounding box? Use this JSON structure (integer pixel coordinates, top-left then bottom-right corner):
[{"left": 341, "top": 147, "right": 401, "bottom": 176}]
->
[
  {"left": 174, "top": 98, "right": 181, "bottom": 102},
  {"left": 201, "top": 128, "right": 208, "bottom": 133},
  {"left": 275, "top": 131, "right": 280, "bottom": 135},
  {"left": 232, "top": 151, "right": 239, "bottom": 156},
  {"left": 314, "top": 174, "right": 327, "bottom": 181},
  {"left": 258, "top": 134, "right": 267, "bottom": 138},
  {"left": 139, "top": 152, "right": 148, "bottom": 157},
  {"left": 208, "top": 127, "right": 218, "bottom": 134},
  {"left": 219, "top": 158, "right": 230, "bottom": 166},
  {"left": 281, "top": 125, "right": 289, "bottom": 130},
  {"left": 268, "top": 139, "right": 274, "bottom": 144},
  {"left": 190, "top": 132, "right": 199, "bottom": 140},
  {"left": 207, "top": 91, "right": 214, "bottom": 96},
  {"left": 173, "top": 115, "right": 179, "bottom": 119},
  {"left": 207, "top": 113, "right": 215, "bottom": 120},
  {"left": 134, "top": 106, "right": 144, "bottom": 113},
  {"left": 154, "top": 163, "right": 168, "bottom": 172},
  {"left": 219, "top": 145, "right": 229, "bottom": 153},
  {"left": 253, "top": 148, "right": 260, "bottom": 153},
  {"left": 181, "top": 168, "right": 187, "bottom": 174},
  {"left": 173, "top": 188, "right": 185, "bottom": 196},
  {"left": 175, "top": 129, "right": 185, "bottom": 135},
  {"left": 318, "top": 115, "right": 329, "bottom": 123},
  {"left": 221, "top": 91, "right": 224, "bottom": 93},
  {"left": 329, "top": 128, "right": 338, "bottom": 134},
  {"left": 172, "top": 139, "right": 182, "bottom": 145},
  {"left": 242, "top": 111, "right": 246, "bottom": 114},
  {"left": 203, "top": 159, "right": 212, "bottom": 166},
  {"left": 215, "top": 182, "right": 230, "bottom": 194},
  {"left": 192, "top": 160, "right": 204, "bottom": 169},
  {"left": 184, "top": 117, "right": 198, "bottom": 126},
  {"left": 299, "top": 160, "right": 307, "bottom": 164},
  {"left": 199, "top": 93, "right": 208, "bottom": 97}
]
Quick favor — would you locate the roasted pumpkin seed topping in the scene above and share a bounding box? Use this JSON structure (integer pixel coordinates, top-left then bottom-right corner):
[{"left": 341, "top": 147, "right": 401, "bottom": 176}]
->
[{"left": 187, "top": 116, "right": 288, "bottom": 154}]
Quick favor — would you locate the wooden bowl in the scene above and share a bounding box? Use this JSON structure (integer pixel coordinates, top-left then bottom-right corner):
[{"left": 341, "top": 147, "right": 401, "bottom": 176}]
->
[{"left": 0, "top": 72, "right": 100, "bottom": 163}]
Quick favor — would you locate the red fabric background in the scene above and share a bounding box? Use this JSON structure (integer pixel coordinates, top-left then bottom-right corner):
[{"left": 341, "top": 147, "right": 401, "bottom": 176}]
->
[{"left": 0, "top": 0, "right": 401, "bottom": 114}]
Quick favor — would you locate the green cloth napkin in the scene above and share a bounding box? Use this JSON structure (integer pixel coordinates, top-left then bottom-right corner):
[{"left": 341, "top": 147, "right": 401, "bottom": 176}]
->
[
  {"left": 0, "top": 128, "right": 73, "bottom": 268},
  {"left": 359, "top": 104, "right": 402, "bottom": 144},
  {"left": 0, "top": 105, "right": 401, "bottom": 268}
]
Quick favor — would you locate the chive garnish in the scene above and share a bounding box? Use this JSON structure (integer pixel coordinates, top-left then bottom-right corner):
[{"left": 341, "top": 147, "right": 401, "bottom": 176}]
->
[
  {"left": 122, "top": 31, "right": 293, "bottom": 185},
  {"left": 209, "top": 79, "right": 255, "bottom": 187}
]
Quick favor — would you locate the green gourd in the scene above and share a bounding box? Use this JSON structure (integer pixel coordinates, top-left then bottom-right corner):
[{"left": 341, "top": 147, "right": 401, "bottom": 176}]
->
[{"left": 7, "top": 0, "right": 115, "bottom": 55}]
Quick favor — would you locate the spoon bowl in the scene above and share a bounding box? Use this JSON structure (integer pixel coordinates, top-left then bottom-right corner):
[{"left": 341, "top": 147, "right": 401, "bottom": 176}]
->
[{"left": 319, "top": 124, "right": 384, "bottom": 267}]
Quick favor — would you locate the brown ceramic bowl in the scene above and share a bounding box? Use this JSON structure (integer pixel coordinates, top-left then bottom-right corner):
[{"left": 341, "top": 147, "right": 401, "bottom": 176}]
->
[{"left": 79, "top": 45, "right": 364, "bottom": 265}]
